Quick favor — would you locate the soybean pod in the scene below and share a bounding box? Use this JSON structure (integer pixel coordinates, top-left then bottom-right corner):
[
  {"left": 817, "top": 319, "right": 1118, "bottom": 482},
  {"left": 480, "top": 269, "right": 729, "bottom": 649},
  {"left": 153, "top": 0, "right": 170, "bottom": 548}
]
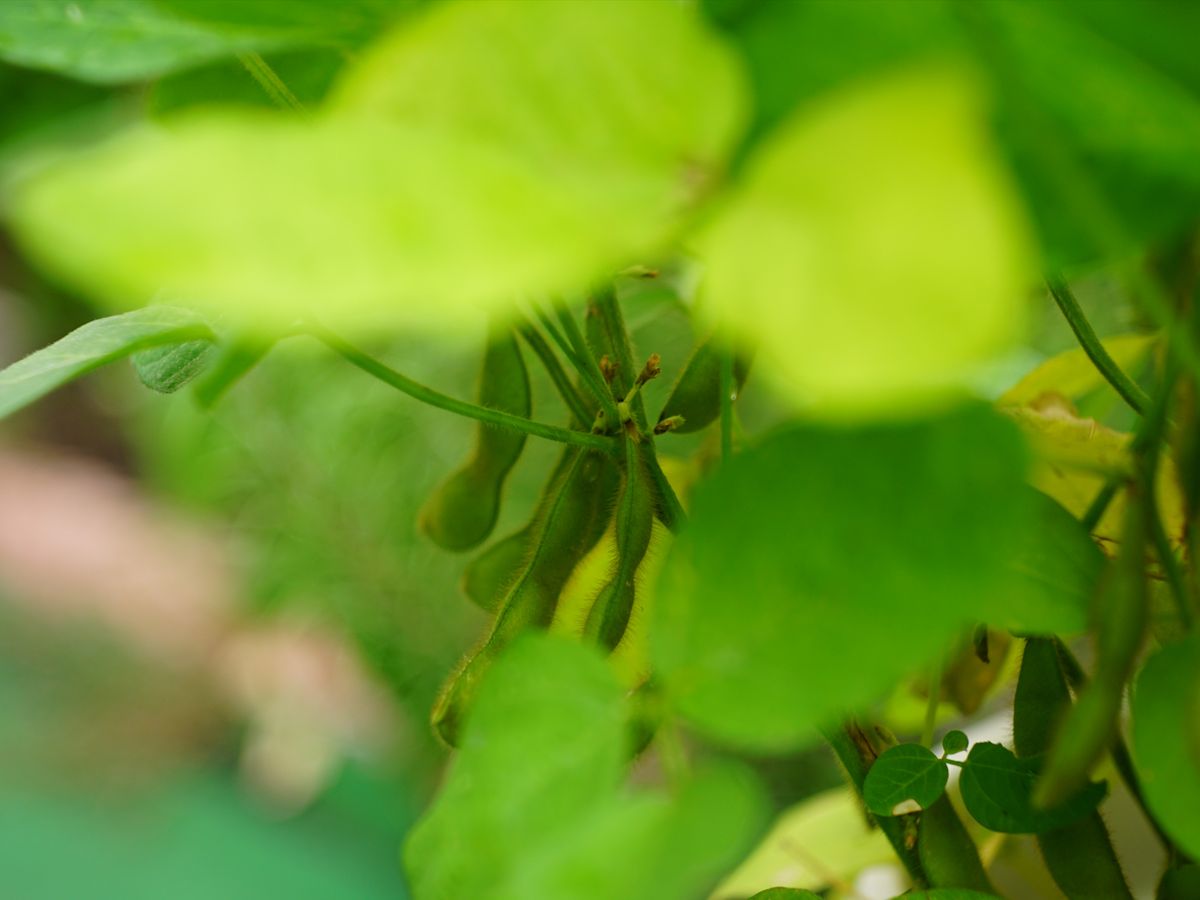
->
[
  {"left": 459, "top": 526, "right": 530, "bottom": 613},
  {"left": 656, "top": 334, "right": 751, "bottom": 434},
  {"left": 916, "top": 796, "right": 994, "bottom": 894},
  {"left": 1036, "top": 498, "right": 1149, "bottom": 808},
  {"left": 419, "top": 322, "right": 532, "bottom": 552},
  {"left": 1016, "top": 638, "right": 1132, "bottom": 899},
  {"left": 431, "top": 446, "right": 617, "bottom": 745},
  {"left": 583, "top": 434, "right": 655, "bottom": 650}
]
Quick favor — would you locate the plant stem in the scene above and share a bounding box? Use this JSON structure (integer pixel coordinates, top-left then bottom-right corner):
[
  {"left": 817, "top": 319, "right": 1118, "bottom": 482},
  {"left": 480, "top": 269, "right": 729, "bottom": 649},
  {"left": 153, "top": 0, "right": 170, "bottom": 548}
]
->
[
  {"left": 515, "top": 319, "right": 594, "bottom": 426},
  {"left": 822, "top": 723, "right": 928, "bottom": 889},
  {"left": 1047, "top": 278, "right": 1151, "bottom": 416},
  {"left": 554, "top": 300, "right": 619, "bottom": 422},
  {"left": 309, "top": 325, "right": 616, "bottom": 455},
  {"left": 591, "top": 287, "right": 688, "bottom": 532},
  {"left": 719, "top": 347, "right": 734, "bottom": 462},
  {"left": 236, "top": 52, "right": 305, "bottom": 112}
]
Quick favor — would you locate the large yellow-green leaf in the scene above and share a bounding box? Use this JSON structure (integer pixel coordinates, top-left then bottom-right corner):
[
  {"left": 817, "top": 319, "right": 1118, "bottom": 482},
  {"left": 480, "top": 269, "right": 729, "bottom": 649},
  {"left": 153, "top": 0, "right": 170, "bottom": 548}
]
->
[
  {"left": 999, "top": 333, "right": 1157, "bottom": 408},
  {"left": 696, "top": 66, "right": 1033, "bottom": 417},
  {"left": 4, "top": 0, "right": 746, "bottom": 334}
]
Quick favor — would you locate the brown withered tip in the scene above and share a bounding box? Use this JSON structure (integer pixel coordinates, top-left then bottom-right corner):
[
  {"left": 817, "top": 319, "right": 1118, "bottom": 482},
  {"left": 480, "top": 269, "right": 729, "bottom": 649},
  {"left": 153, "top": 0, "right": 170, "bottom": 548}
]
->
[
  {"left": 599, "top": 355, "right": 616, "bottom": 384},
  {"left": 636, "top": 353, "right": 661, "bottom": 386},
  {"left": 654, "top": 415, "right": 685, "bottom": 435}
]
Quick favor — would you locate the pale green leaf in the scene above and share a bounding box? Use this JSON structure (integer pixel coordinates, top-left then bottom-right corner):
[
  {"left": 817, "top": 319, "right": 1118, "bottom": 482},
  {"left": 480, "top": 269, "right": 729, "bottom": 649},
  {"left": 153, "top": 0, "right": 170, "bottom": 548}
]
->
[
  {"left": 7, "top": 0, "right": 746, "bottom": 334},
  {"left": 1131, "top": 634, "right": 1200, "bottom": 859},
  {"left": 650, "top": 404, "right": 1033, "bottom": 751},
  {"left": 1000, "top": 333, "right": 1157, "bottom": 408},
  {"left": 863, "top": 743, "right": 949, "bottom": 817},
  {"left": 958, "top": 741, "right": 1105, "bottom": 834},
  {"left": 0, "top": 306, "right": 213, "bottom": 419},
  {"left": 942, "top": 730, "right": 969, "bottom": 756},
  {"left": 405, "top": 635, "right": 766, "bottom": 900},
  {"left": 712, "top": 787, "right": 894, "bottom": 899},
  {"left": 696, "top": 65, "right": 1032, "bottom": 417}
]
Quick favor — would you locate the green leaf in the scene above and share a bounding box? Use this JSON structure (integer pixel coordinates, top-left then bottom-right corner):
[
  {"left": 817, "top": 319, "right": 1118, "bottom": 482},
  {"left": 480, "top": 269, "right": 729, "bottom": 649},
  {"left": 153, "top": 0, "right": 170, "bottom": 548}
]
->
[
  {"left": 942, "top": 730, "right": 969, "bottom": 756},
  {"left": 0, "top": 0, "right": 401, "bottom": 84},
  {"left": 0, "top": 306, "right": 214, "bottom": 419},
  {"left": 906, "top": 892, "right": 1001, "bottom": 900},
  {"left": 863, "top": 744, "right": 949, "bottom": 817},
  {"left": 1131, "top": 634, "right": 1200, "bottom": 860},
  {"left": 405, "top": 635, "right": 766, "bottom": 900},
  {"left": 999, "top": 333, "right": 1157, "bottom": 409},
  {"left": 696, "top": 65, "right": 1032, "bottom": 417},
  {"left": 958, "top": 741, "right": 1105, "bottom": 834},
  {"left": 748, "top": 890, "right": 821, "bottom": 900},
  {"left": 1158, "top": 865, "right": 1200, "bottom": 900},
  {"left": 651, "top": 404, "right": 1033, "bottom": 751},
  {"left": 1003, "top": 488, "right": 1104, "bottom": 637},
  {"left": 7, "top": 1, "right": 746, "bottom": 334},
  {"left": 147, "top": 48, "right": 345, "bottom": 115},
  {"left": 132, "top": 339, "right": 214, "bottom": 393}
]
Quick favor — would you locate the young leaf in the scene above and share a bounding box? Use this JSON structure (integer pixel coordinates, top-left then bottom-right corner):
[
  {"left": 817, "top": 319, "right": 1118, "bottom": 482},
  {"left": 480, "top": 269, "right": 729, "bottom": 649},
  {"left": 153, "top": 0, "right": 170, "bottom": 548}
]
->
[
  {"left": 942, "top": 730, "right": 969, "bottom": 756},
  {"left": 958, "top": 742, "right": 1105, "bottom": 835},
  {"left": 406, "top": 635, "right": 766, "bottom": 900},
  {"left": 651, "top": 404, "right": 1033, "bottom": 751},
  {"left": 0, "top": 306, "right": 214, "bottom": 419},
  {"left": 131, "top": 339, "right": 214, "bottom": 393},
  {"left": 863, "top": 743, "right": 949, "bottom": 817},
  {"left": 7, "top": 1, "right": 746, "bottom": 335},
  {"left": 696, "top": 65, "right": 1032, "bottom": 417},
  {"left": 1131, "top": 634, "right": 1200, "bottom": 860}
]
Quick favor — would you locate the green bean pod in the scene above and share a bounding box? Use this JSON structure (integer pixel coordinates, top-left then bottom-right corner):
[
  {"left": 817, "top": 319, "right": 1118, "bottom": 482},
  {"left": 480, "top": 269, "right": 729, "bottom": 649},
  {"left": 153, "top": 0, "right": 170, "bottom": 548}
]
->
[
  {"left": 583, "top": 434, "right": 655, "bottom": 650},
  {"left": 431, "top": 446, "right": 617, "bottom": 745},
  {"left": 656, "top": 335, "right": 751, "bottom": 434},
  {"left": 419, "top": 323, "right": 531, "bottom": 552},
  {"left": 916, "top": 796, "right": 994, "bottom": 893},
  {"left": 1015, "top": 638, "right": 1132, "bottom": 899},
  {"left": 459, "top": 526, "right": 530, "bottom": 613},
  {"left": 1036, "top": 495, "right": 1148, "bottom": 808}
]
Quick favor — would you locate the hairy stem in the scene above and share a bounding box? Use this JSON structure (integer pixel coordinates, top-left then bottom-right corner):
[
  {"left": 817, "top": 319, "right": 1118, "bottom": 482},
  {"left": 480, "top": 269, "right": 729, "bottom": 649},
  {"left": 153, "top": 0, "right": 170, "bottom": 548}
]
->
[
  {"left": 1047, "top": 278, "right": 1151, "bottom": 416},
  {"left": 309, "top": 325, "right": 616, "bottom": 455}
]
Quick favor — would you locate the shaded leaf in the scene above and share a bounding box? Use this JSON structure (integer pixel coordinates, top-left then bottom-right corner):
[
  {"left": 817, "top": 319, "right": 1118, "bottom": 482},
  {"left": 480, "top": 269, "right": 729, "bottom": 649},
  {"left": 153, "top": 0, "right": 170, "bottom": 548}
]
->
[
  {"left": 1131, "top": 634, "right": 1200, "bottom": 859},
  {"left": 0, "top": 306, "right": 213, "bottom": 419},
  {"left": 132, "top": 339, "right": 214, "bottom": 393},
  {"left": 959, "top": 741, "right": 1105, "bottom": 834},
  {"left": 651, "top": 404, "right": 1033, "bottom": 751},
  {"left": 942, "top": 730, "right": 969, "bottom": 756},
  {"left": 863, "top": 744, "right": 949, "bottom": 817}
]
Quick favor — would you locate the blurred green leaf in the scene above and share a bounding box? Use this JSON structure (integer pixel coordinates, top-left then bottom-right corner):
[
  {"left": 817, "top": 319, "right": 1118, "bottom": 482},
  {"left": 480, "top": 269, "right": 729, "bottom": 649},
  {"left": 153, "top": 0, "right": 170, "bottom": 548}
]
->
[
  {"left": 132, "top": 339, "right": 214, "bottom": 393},
  {"left": 405, "top": 635, "right": 766, "bottom": 900},
  {"left": 8, "top": 1, "right": 746, "bottom": 334},
  {"left": 696, "top": 66, "right": 1032, "bottom": 417},
  {"left": 958, "top": 741, "right": 1105, "bottom": 834},
  {"left": 1004, "top": 488, "right": 1104, "bottom": 637},
  {"left": 863, "top": 743, "right": 949, "bottom": 817},
  {"left": 0, "top": 306, "right": 213, "bottom": 419},
  {"left": 147, "top": 48, "right": 344, "bottom": 115},
  {"left": 748, "top": 890, "right": 821, "bottom": 900},
  {"left": 1131, "top": 634, "right": 1200, "bottom": 859},
  {"left": 999, "top": 333, "right": 1157, "bottom": 408},
  {"left": 650, "top": 404, "right": 1032, "bottom": 751},
  {"left": 907, "top": 892, "right": 1001, "bottom": 900}
]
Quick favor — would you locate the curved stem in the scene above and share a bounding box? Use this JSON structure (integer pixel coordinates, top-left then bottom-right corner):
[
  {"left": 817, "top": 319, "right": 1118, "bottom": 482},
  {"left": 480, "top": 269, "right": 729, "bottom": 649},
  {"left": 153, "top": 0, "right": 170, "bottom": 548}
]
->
[
  {"left": 515, "top": 319, "right": 594, "bottom": 426},
  {"left": 1047, "top": 278, "right": 1151, "bottom": 416},
  {"left": 309, "top": 325, "right": 617, "bottom": 455}
]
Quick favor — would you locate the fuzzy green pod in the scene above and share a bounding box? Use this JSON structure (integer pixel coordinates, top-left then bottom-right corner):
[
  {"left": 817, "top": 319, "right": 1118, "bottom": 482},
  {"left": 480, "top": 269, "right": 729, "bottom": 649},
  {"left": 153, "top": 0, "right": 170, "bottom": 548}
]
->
[
  {"left": 1036, "top": 501, "right": 1149, "bottom": 808},
  {"left": 419, "top": 324, "right": 532, "bottom": 552},
  {"left": 460, "top": 526, "right": 530, "bottom": 613},
  {"left": 656, "top": 335, "right": 750, "bottom": 434},
  {"left": 432, "top": 447, "right": 618, "bottom": 745},
  {"left": 583, "top": 434, "right": 655, "bottom": 650},
  {"left": 916, "top": 796, "right": 994, "bottom": 893},
  {"left": 1015, "top": 638, "right": 1132, "bottom": 899}
]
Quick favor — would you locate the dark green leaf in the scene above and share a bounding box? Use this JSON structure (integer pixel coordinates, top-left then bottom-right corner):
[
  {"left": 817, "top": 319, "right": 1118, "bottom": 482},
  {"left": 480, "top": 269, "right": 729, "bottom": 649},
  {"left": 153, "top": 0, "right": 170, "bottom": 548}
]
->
[
  {"left": 132, "top": 339, "right": 214, "bottom": 393},
  {"left": 1004, "top": 488, "right": 1104, "bottom": 636},
  {"left": 942, "top": 730, "right": 969, "bottom": 756},
  {"left": 863, "top": 744, "right": 949, "bottom": 817},
  {"left": 147, "top": 48, "right": 344, "bottom": 115},
  {"left": 651, "top": 404, "right": 1033, "bottom": 751},
  {"left": 1131, "top": 635, "right": 1200, "bottom": 859},
  {"left": 405, "top": 635, "right": 766, "bottom": 900},
  {"left": 0, "top": 306, "right": 214, "bottom": 419},
  {"left": 959, "top": 741, "right": 1105, "bottom": 834},
  {"left": 906, "top": 892, "right": 1002, "bottom": 900}
]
